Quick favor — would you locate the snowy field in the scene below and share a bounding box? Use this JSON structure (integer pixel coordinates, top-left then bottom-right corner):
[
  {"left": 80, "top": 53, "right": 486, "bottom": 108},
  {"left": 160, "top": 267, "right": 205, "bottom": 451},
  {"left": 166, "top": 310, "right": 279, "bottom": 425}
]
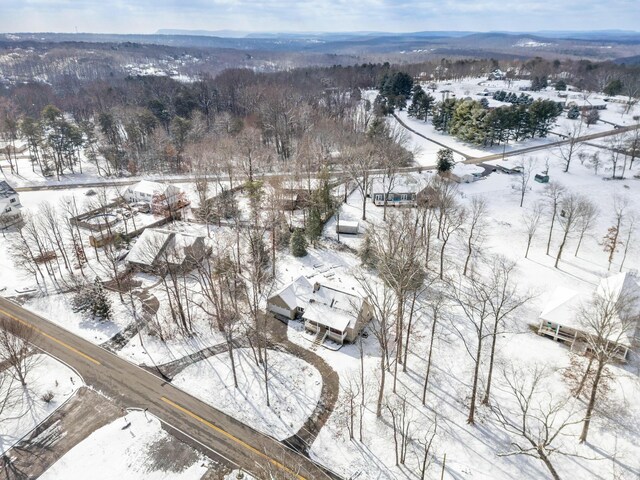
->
[
  {"left": 172, "top": 348, "right": 323, "bottom": 441},
  {"left": 39, "top": 411, "right": 209, "bottom": 480},
  {"left": 0, "top": 353, "right": 82, "bottom": 454}
]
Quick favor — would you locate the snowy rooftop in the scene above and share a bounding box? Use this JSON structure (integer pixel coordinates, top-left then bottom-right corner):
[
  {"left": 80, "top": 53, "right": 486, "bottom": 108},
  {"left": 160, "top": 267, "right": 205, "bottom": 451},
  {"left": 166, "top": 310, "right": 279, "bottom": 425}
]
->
[
  {"left": 0, "top": 180, "right": 17, "bottom": 199},
  {"left": 539, "top": 273, "right": 639, "bottom": 345},
  {"left": 127, "top": 180, "right": 178, "bottom": 196},
  {"left": 272, "top": 276, "right": 364, "bottom": 333},
  {"left": 369, "top": 173, "right": 431, "bottom": 194},
  {"left": 272, "top": 275, "right": 313, "bottom": 310},
  {"left": 452, "top": 163, "right": 483, "bottom": 176},
  {"left": 126, "top": 229, "right": 172, "bottom": 266},
  {"left": 127, "top": 228, "right": 205, "bottom": 267}
]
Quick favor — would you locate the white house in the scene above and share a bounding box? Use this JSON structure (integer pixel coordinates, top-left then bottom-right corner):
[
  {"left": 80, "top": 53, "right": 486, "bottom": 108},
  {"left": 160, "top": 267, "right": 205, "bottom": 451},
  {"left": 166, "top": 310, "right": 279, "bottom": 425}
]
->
[
  {"left": 267, "top": 276, "right": 374, "bottom": 345},
  {"left": 441, "top": 163, "right": 483, "bottom": 184},
  {"left": 0, "top": 181, "right": 22, "bottom": 226},
  {"left": 538, "top": 273, "right": 639, "bottom": 361},
  {"left": 124, "top": 180, "right": 182, "bottom": 209},
  {"left": 369, "top": 173, "right": 433, "bottom": 207}
]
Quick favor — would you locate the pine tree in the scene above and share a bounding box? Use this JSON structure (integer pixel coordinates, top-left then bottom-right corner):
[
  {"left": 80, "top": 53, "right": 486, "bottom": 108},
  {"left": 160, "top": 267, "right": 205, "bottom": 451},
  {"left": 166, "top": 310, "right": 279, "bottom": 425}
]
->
[
  {"left": 358, "top": 231, "right": 377, "bottom": 268},
  {"left": 90, "top": 277, "right": 112, "bottom": 320},
  {"left": 306, "top": 208, "right": 323, "bottom": 246},
  {"left": 567, "top": 105, "right": 581, "bottom": 119},
  {"left": 437, "top": 148, "right": 455, "bottom": 173},
  {"left": 290, "top": 228, "right": 308, "bottom": 257}
]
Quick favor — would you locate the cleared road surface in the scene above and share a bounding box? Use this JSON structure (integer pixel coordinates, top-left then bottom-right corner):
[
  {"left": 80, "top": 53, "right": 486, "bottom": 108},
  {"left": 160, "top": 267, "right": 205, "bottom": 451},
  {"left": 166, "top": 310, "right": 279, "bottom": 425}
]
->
[{"left": 0, "top": 297, "right": 342, "bottom": 480}]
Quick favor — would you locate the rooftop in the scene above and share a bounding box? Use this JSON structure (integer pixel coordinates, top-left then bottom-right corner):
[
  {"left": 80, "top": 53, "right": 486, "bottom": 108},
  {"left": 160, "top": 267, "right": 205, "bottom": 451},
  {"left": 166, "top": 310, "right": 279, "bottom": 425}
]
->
[
  {"left": 0, "top": 181, "right": 17, "bottom": 199},
  {"left": 370, "top": 172, "right": 431, "bottom": 194}
]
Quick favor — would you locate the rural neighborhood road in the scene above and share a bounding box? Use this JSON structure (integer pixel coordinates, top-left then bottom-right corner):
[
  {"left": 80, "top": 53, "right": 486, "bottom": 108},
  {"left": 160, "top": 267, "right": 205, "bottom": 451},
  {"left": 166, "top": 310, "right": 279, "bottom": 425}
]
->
[{"left": 0, "top": 297, "right": 342, "bottom": 480}]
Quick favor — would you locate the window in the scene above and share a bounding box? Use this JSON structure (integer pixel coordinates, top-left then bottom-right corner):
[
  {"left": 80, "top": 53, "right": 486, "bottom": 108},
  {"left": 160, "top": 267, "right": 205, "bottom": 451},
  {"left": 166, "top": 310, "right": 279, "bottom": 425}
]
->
[
  {"left": 374, "top": 194, "right": 383, "bottom": 202},
  {"left": 4, "top": 207, "right": 11, "bottom": 213},
  {"left": 10, "top": 198, "right": 16, "bottom": 203},
  {"left": 401, "top": 194, "right": 409, "bottom": 201}
]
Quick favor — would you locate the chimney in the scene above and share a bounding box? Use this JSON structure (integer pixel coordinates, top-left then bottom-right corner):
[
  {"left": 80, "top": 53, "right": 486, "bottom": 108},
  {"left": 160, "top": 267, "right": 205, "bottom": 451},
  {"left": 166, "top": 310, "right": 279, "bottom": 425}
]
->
[{"left": 313, "top": 282, "right": 321, "bottom": 293}]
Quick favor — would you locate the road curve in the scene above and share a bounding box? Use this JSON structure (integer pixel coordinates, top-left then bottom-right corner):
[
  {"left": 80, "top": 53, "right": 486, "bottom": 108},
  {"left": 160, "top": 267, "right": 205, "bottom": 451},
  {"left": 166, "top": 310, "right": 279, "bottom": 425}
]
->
[{"left": 0, "top": 297, "right": 342, "bottom": 480}]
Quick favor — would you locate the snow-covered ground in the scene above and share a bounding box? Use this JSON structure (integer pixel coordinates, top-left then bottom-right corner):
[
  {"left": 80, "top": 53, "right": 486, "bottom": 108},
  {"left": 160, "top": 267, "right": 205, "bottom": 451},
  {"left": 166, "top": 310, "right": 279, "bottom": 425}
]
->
[
  {"left": 279, "top": 144, "right": 640, "bottom": 479},
  {"left": 39, "top": 411, "right": 209, "bottom": 480},
  {"left": 24, "top": 291, "right": 136, "bottom": 344},
  {"left": 0, "top": 353, "right": 83, "bottom": 454},
  {"left": 369, "top": 77, "right": 640, "bottom": 167},
  {"left": 172, "top": 348, "right": 323, "bottom": 441}
]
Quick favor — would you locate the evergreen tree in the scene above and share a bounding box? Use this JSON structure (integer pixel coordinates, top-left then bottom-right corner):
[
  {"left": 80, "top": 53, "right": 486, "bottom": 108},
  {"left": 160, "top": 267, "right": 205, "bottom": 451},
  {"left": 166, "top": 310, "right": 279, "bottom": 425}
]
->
[
  {"left": 306, "top": 208, "right": 324, "bottom": 246},
  {"left": 290, "top": 228, "right": 308, "bottom": 257},
  {"left": 603, "top": 79, "right": 623, "bottom": 96},
  {"left": 567, "top": 105, "right": 581, "bottom": 119},
  {"left": 437, "top": 148, "right": 455, "bottom": 172},
  {"left": 432, "top": 98, "right": 458, "bottom": 132},
  {"left": 90, "top": 277, "right": 112, "bottom": 320},
  {"left": 358, "top": 231, "right": 377, "bottom": 268},
  {"left": 555, "top": 80, "right": 567, "bottom": 91}
]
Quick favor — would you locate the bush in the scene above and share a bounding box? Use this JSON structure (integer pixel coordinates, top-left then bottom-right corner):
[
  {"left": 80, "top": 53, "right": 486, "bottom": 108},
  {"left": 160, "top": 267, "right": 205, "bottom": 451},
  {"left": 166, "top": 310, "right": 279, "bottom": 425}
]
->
[{"left": 41, "top": 390, "right": 55, "bottom": 403}]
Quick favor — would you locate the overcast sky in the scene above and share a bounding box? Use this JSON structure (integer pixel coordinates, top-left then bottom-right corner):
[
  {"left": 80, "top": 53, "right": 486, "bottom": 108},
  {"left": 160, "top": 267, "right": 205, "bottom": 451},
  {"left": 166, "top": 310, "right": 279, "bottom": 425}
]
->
[{"left": 0, "top": 0, "right": 638, "bottom": 34}]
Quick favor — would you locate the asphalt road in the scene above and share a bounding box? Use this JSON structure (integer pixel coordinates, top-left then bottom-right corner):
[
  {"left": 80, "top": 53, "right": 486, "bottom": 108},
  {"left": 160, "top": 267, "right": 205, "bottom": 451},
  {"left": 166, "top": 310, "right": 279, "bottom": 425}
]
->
[{"left": 0, "top": 297, "right": 342, "bottom": 480}]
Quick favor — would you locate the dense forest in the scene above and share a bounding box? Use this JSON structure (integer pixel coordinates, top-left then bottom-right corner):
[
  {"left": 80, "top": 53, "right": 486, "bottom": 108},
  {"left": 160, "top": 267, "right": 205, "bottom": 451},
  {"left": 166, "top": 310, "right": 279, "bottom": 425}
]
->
[{"left": 0, "top": 57, "right": 639, "bottom": 180}]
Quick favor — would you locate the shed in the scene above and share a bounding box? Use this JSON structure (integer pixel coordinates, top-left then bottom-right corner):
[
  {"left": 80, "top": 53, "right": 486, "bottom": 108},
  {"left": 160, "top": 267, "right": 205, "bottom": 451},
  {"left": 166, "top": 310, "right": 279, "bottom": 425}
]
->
[{"left": 336, "top": 221, "right": 359, "bottom": 235}]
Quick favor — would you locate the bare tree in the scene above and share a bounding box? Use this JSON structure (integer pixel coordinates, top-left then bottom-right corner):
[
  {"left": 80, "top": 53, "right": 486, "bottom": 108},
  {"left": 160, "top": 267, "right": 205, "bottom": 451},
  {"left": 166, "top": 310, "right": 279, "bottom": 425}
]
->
[
  {"left": 0, "top": 319, "right": 36, "bottom": 387},
  {"left": 463, "top": 196, "right": 487, "bottom": 276},
  {"left": 514, "top": 157, "right": 534, "bottom": 207},
  {"left": 554, "top": 194, "right": 594, "bottom": 268},
  {"left": 544, "top": 183, "right": 566, "bottom": 256},
  {"left": 449, "top": 272, "right": 493, "bottom": 425},
  {"left": 422, "top": 288, "right": 446, "bottom": 405},
  {"left": 574, "top": 200, "right": 598, "bottom": 257},
  {"left": 556, "top": 121, "right": 585, "bottom": 173},
  {"left": 439, "top": 203, "right": 466, "bottom": 279},
  {"left": 345, "top": 141, "right": 378, "bottom": 221},
  {"left": 577, "top": 280, "right": 638, "bottom": 443},
  {"left": 603, "top": 195, "right": 628, "bottom": 271},
  {"left": 356, "top": 274, "right": 396, "bottom": 418},
  {"left": 482, "top": 256, "right": 532, "bottom": 405},
  {"left": 522, "top": 202, "right": 544, "bottom": 259},
  {"left": 368, "top": 211, "right": 424, "bottom": 391},
  {"left": 618, "top": 213, "right": 636, "bottom": 272},
  {"left": 492, "top": 364, "right": 584, "bottom": 480}
]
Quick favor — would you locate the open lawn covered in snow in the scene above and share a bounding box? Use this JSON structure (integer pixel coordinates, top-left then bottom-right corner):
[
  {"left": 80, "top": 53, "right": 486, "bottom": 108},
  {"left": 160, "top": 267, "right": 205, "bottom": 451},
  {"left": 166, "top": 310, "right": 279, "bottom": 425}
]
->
[
  {"left": 1, "top": 353, "right": 82, "bottom": 454},
  {"left": 39, "top": 410, "right": 209, "bottom": 480},
  {"left": 172, "top": 348, "right": 323, "bottom": 441}
]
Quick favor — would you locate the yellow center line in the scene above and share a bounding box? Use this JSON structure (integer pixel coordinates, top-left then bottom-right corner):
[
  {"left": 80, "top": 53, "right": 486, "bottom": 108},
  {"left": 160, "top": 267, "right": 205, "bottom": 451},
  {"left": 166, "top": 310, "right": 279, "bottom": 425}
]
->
[
  {"left": 161, "top": 396, "right": 307, "bottom": 480},
  {"left": 0, "top": 307, "right": 102, "bottom": 366}
]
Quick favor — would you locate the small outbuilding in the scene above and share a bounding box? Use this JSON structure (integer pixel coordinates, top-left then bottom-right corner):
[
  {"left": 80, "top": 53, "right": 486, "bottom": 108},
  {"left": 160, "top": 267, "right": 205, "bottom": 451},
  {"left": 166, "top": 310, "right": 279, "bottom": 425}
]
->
[{"left": 336, "top": 220, "right": 359, "bottom": 235}]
